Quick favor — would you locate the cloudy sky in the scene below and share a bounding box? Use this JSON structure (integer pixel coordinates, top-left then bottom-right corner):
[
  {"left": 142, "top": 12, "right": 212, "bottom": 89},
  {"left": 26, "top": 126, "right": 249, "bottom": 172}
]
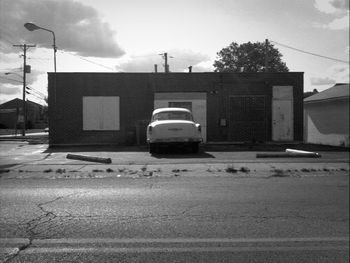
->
[{"left": 0, "top": 0, "right": 349, "bottom": 105}]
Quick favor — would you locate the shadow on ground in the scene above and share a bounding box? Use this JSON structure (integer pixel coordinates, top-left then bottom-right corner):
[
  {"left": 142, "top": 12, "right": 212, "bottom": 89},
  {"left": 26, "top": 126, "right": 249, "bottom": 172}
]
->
[{"left": 41, "top": 143, "right": 348, "bottom": 154}]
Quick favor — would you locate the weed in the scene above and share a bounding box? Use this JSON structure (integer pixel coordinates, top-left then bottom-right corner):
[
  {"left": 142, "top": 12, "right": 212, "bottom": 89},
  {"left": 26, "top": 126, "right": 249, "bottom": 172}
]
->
[
  {"left": 225, "top": 165, "right": 238, "bottom": 173},
  {"left": 271, "top": 169, "right": 289, "bottom": 177},
  {"left": 240, "top": 167, "right": 250, "bottom": 173},
  {"left": 56, "top": 168, "right": 66, "bottom": 174},
  {"left": 172, "top": 169, "right": 180, "bottom": 173},
  {"left": 0, "top": 169, "right": 10, "bottom": 174},
  {"left": 323, "top": 168, "right": 330, "bottom": 172},
  {"left": 301, "top": 168, "right": 310, "bottom": 172},
  {"left": 141, "top": 166, "right": 147, "bottom": 172},
  {"left": 92, "top": 169, "right": 104, "bottom": 173},
  {"left": 43, "top": 169, "right": 53, "bottom": 173},
  {"left": 106, "top": 168, "right": 114, "bottom": 173}
]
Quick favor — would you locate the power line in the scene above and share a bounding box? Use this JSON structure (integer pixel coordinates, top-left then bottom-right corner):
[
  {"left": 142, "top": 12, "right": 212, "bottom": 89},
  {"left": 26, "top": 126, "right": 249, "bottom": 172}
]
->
[
  {"left": 60, "top": 51, "right": 116, "bottom": 71},
  {"left": 26, "top": 86, "right": 46, "bottom": 98},
  {"left": 26, "top": 91, "right": 46, "bottom": 102},
  {"left": 271, "top": 40, "right": 349, "bottom": 64}
]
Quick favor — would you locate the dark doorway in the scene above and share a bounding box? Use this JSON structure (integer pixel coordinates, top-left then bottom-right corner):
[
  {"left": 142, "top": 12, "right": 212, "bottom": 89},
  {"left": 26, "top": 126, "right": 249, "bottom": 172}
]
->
[{"left": 229, "top": 96, "right": 267, "bottom": 142}]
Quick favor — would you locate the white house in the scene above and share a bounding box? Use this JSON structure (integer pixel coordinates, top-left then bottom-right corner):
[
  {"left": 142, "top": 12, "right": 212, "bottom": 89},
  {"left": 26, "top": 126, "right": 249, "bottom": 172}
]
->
[{"left": 304, "top": 83, "right": 349, "bottom": 147}]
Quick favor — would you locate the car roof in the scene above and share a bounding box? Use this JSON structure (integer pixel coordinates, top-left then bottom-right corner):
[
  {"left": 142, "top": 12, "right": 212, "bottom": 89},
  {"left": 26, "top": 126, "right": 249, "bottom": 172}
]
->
[{"left": 152, "top": 107, "right": 191, "bottom": 114}]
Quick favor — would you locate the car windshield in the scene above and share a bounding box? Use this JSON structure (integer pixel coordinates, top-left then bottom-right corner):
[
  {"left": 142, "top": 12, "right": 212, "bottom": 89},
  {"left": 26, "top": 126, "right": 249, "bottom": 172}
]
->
[{"left": 153, "top": 111, "right": 193, "bottom": 121}]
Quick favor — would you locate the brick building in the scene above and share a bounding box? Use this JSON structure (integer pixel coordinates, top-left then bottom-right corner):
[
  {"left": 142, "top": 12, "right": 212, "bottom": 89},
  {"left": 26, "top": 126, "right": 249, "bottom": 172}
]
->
[{"left": 47, "top": 72, "right": 304, "bottom": 146}]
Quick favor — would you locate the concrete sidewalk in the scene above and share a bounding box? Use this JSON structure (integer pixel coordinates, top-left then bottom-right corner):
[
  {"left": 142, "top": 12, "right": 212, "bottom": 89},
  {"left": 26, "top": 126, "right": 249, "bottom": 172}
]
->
[{"left": 0, "top": 139, "right": 348, "bottom": 179}]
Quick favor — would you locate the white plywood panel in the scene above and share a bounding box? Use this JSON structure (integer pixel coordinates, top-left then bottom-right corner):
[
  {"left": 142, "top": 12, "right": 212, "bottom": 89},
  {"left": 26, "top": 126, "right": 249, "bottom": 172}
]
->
[
  {"left": 83, "top": 97, "right": 120, "bottom": 131},
  {"left": 83, "top": 97, "right": 100, "bottom": 130},
  {"left": 102, "top": 97, "right": 120, "bottom": 130}
]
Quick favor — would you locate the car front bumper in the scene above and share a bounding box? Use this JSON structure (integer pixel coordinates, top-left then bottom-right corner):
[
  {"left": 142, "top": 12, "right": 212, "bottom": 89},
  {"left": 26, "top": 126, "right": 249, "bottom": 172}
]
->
[{"left": 147, "top": 137, "right": 202, "bottom": 144}]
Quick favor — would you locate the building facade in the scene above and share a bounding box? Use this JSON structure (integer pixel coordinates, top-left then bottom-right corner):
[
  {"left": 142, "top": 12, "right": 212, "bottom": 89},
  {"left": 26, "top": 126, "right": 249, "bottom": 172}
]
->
[
  {"left": 48, "top": 72, "right": 304, "bottom": 146},
  {"left": 304, "top": 83, "right": 349, "bottom": 147}
]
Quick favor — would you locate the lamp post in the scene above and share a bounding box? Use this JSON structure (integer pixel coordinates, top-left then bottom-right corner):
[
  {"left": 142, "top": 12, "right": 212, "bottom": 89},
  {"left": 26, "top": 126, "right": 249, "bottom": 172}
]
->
[
  {"left": 24, "top": 22, "right": 57, "bottom": 140},
  {"left": 24, "top": 22, "right": 56, "bottom": 73}
]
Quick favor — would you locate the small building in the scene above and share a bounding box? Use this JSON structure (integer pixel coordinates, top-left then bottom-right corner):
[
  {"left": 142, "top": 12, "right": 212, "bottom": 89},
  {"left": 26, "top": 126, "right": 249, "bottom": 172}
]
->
[
  {"left": 47, "top": 72, "right": 304, "bottom": 146},
  {"left": 304, "top": 83, "right": 349, "bottom": 147},
  {"left": 0, "top": 98, "right": 48, "bottom": 129}
]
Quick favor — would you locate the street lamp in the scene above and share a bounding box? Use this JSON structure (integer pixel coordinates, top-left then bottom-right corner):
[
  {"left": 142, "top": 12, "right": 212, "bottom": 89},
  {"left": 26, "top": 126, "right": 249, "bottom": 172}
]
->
[
  {"left": 24, "top": 22, "right": 57, "bottom": 141},
  {"left": 24, "top": 22, "right": 56, "bottom": 73}
]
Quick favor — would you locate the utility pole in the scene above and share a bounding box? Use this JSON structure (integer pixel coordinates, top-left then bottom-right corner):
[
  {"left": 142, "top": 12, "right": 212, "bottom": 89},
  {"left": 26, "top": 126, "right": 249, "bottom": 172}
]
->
[
  {"left": 264, "top": 39, "right": 269, "bottom": 72},
  {"left": 159, "top": 53, "right": 169, "bottom": 73},
  {"left": 13, "top": 44, "right": 36, "bottom": 136}
]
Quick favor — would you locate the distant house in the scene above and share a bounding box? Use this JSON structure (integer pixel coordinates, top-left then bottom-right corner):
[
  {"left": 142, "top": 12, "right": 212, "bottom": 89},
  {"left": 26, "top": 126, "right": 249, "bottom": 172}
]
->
[
  {"left": 0, "top": 98, "right": 48, "bottom": 129},
  {"left": 304, "top": 83, "right": 349, "bottom": 147}
]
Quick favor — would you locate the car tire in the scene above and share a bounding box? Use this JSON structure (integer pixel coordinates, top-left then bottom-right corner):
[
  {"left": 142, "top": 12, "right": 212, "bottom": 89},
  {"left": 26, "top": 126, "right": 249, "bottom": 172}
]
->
[
  {"left": 191, "top": 142, "right": 199, "bottom": 153},
  {"left": 149, "top": 143, "right": 156, "bottom": 154}
]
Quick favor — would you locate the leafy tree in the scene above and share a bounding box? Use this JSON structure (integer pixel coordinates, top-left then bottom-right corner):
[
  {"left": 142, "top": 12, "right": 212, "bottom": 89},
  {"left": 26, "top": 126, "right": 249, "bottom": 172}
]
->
[{"left": 213, "top": 41, "right": 289, "bottom": 73}]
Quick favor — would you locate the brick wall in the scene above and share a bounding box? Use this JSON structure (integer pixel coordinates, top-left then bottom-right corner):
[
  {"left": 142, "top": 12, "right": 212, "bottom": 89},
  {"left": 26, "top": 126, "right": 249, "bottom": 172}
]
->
[{"left": 48, "top": 72, "right": 303, "bottom": 145}]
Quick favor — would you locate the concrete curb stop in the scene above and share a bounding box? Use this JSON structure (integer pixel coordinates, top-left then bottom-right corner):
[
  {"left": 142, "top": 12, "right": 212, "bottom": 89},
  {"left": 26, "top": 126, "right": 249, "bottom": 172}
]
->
[
  {"left": 66, "top": 154, "right": 112, "bottom": 164},
  {"left": 285, "top": 148, "right": 321, "bottom": 158},
  {"left": 256, "top": 149, "right": 321, "bottom": 158}
]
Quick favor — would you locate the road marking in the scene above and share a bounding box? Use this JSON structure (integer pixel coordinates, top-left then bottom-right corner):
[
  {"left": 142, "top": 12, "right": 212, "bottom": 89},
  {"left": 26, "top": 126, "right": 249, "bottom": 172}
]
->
[
  {"left": 21, "top": 246, "right": 350, "bottom": 254},
  {"left": 30, "top": 236, "right": 349, "bottom": 244},
  {"left": 1, "top": 237, "right": 348, "bottom": 255}
]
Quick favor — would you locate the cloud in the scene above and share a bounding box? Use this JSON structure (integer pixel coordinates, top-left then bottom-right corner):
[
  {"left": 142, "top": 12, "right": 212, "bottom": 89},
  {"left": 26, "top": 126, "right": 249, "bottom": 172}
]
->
[
  {"left": 311, "top": 77, "right": 336, "bottom": 85},
  {"left": 314, "top": 0, "right": 349, "bottom": 30},
  {"left": 118, "top": 49, "right": 211, "bottom": 72},
  {"left": 0, "top": 0, "right": 125, "bottom": 58},
  {"left": 314, "top": 0, "right": 349, "bottom": 14},
  {"left": 320, "top": 12, "right": 349, "bottom": 29},
  {"left": 329, "top": 64, "right": 350, "bottom": 82},
  {"left": 0, "top": 85, "right": 21, "bottom": 95}
]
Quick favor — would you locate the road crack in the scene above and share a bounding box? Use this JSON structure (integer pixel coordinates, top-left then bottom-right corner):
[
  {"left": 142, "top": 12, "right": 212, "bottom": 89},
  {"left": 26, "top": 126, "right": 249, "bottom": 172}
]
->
[{"left": 3, "top": 191, "right": 89, "bottom": 263}]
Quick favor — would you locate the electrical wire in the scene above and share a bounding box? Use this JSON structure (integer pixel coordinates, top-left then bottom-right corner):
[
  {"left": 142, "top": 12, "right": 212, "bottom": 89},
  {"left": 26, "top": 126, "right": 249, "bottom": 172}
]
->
[
  {"left": 271, "top": 40, "right": 349, "bottom": 64},
  {"left": 60, "top": 50, "right": 116, "bottom": 71},
  {"left": 26, "top": 86, "right": 46, "bottom": 98}
]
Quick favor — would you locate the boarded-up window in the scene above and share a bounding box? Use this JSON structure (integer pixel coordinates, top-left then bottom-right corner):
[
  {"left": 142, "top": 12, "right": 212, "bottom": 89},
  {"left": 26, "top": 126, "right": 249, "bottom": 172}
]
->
[{"left": 83, "top": 97, "right": 120, "bottom": 130}]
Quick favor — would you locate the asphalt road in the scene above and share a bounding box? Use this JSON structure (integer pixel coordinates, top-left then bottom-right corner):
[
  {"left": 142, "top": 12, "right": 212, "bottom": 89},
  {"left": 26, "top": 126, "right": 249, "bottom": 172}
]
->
[{"left": 0, "top": 175, "right": 349, "bottom": 262}]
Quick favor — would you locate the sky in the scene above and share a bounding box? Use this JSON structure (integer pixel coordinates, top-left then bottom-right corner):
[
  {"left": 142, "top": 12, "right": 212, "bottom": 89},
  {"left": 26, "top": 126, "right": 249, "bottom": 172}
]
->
[{"left": 0, "top": 0, "right": 349, "bottom": 105}]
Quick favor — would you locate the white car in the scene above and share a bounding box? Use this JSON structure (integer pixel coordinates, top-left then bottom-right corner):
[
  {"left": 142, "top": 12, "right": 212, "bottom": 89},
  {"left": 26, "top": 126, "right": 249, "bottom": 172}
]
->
[{"left": 147, "top": 108, "right": 202, "bottom": 153}]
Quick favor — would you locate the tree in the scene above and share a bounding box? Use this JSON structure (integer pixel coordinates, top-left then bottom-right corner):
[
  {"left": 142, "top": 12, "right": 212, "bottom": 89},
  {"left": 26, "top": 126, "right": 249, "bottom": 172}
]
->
[{"left": 213, "top": 41, "right": 289, "bottom": 73}]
